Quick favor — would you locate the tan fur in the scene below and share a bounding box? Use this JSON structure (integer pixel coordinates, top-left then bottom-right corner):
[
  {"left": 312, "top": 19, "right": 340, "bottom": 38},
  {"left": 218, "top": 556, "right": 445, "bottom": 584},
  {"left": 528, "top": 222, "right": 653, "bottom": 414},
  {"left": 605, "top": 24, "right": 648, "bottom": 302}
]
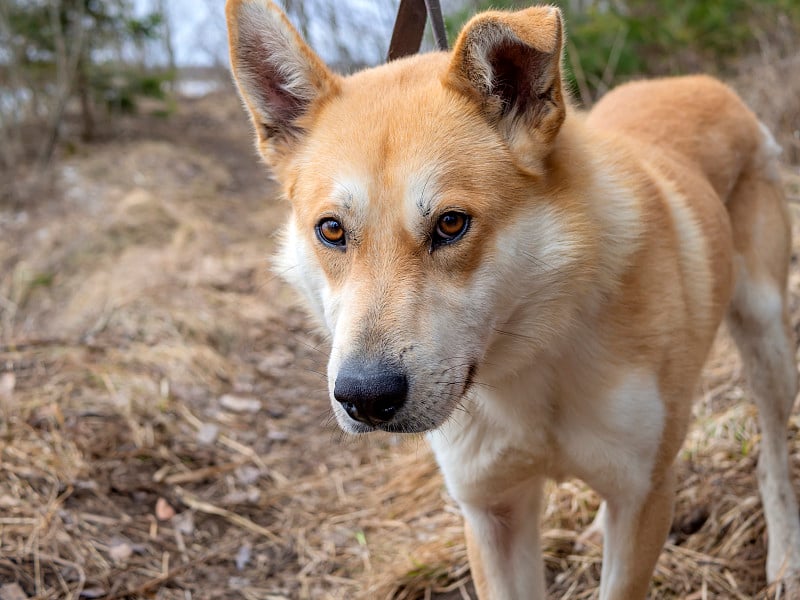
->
[{"left": 226, "top": 2, "right": 800, "bottom": 597}]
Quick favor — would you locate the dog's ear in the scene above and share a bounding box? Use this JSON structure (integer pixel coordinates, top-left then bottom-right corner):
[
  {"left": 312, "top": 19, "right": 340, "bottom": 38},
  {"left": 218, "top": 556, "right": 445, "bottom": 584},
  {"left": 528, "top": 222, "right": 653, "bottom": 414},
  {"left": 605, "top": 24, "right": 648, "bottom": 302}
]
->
[
  {"left": 226, "top": 0, "right": 338, "bottom": 170},
  {"left": 446, "top": 7, "right": 566, "bottom": 175}
]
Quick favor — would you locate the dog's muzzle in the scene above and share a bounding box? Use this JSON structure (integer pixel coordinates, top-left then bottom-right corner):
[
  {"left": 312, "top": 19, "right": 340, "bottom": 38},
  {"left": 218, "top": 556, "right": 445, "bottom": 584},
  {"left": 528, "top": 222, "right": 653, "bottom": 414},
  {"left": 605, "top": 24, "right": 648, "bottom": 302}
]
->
[{"left": 333, "top": 359, "right": 408, "bottom": 426}]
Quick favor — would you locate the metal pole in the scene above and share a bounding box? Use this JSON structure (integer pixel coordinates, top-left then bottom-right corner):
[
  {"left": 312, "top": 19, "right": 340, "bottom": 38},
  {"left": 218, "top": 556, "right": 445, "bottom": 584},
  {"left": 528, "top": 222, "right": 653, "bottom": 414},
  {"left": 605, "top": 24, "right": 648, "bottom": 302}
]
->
[
  {"left": 387, "top": 0, "right": 449, "bottom": 62},
  {"left": 424, "top": 0, "right": 448, "bottom": 51},
  {"left": 387, "top": 0, "right": 427, "bottom": 61}
]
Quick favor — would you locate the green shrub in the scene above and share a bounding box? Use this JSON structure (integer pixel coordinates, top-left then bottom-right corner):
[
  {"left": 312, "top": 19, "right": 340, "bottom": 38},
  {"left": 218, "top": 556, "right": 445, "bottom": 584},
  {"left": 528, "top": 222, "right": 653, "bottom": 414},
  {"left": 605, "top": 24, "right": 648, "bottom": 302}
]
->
[{"left": 444, "top": 0, "right": 800, "bottom": 105}]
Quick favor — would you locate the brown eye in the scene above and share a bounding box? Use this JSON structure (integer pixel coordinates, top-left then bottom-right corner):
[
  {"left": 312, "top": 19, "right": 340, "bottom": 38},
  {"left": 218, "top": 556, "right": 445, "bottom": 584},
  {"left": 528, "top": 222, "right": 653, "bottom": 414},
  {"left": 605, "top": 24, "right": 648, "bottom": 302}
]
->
[
  {"left": 433, "top": 211, "right": 470, "bottom": 247},
  {"left": 316, "top": 217, "right": 346, "bottom": 248}
]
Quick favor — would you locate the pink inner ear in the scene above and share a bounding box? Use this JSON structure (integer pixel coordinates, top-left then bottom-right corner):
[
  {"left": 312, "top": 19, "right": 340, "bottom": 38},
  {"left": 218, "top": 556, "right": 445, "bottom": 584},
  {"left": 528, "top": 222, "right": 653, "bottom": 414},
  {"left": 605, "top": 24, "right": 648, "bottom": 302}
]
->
[{"left": 237, "top": 30, "right": 308, "bottom": 138}]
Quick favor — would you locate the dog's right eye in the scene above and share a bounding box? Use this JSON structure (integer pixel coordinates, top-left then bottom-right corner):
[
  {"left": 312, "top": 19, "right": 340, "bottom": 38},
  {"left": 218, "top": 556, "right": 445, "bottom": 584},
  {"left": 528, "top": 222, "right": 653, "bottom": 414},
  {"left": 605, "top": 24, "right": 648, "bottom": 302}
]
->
[{"left": 316, "top": 218, "right": 346, "bottom": 249}]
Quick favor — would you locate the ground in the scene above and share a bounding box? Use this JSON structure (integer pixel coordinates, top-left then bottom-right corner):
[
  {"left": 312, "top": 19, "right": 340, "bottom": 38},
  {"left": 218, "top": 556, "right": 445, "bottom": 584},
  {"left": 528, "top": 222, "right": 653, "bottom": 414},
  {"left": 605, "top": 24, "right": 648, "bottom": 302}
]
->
[{"left": 2, "top": 86, "right": 800, "bottom": 600}]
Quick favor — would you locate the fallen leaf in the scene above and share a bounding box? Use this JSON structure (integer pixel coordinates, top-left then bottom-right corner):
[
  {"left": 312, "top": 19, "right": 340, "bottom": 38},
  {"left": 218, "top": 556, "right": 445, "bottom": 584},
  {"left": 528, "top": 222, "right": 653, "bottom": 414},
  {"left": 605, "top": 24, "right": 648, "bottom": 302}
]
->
[
  {"left": 109, "top": 541, "right": 133, "bottom": 563},
  {"left": 235, "top": 465, "right": 262, "bottom": 486},
  {"left": 155, "top": 497, "right": 176, "bottom": 521},
  {"left": 0, "top": 583, "right": 28, "bottom": 600},
  {"left": 257, "top": 348, "right": 293, "bottom": 378},
  {"left": 173, "top": 510, "right": 195, "bottom": 536},
  {"left": 228, "top": 576, "right": 250, "bottom": 589},
  {"left": 196, "top": 423, "right": 219, "bottom": 445},
  {"left": 0, "top": 372, "right": 15, "bottom": 398},
  {"left": 0, "top": 495, "right": 20, "bottom": 508},
  {"left": 235, "top": 541, "right": 252, "bottom": 571},
  {"left": 219, "top": 394, "right": 261, "bottom": 413}
]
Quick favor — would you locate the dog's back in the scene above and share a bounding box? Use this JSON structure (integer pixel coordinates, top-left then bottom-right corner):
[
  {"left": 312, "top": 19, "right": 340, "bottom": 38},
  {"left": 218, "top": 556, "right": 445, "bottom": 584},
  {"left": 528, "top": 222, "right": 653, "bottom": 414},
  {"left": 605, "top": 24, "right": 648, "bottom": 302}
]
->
[{"left": 588, "top": 75, "right": 770, "bottom": 202}]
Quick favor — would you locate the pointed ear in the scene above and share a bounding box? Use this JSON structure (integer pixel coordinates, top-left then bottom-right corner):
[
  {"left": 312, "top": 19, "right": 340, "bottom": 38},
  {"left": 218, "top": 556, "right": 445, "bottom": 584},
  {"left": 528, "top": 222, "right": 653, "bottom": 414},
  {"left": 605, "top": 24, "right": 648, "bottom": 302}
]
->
[
  {"left": 226, "top": 0, "right": 338, "bottom": 168},
  {"left": 446, "top": 7, "right": 566, "bottom": 175}
]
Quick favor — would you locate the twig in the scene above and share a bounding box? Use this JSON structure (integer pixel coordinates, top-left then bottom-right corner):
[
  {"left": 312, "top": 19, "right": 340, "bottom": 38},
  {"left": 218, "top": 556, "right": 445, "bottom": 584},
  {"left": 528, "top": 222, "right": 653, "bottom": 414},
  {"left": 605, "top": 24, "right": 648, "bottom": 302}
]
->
[
  {"left": 104, "top": 546, "right": 229, "bottom": 600},
  {"left": 24, "top": 554, "right": 85, "bottom": 600},
  {"left": 176, "top": 403, "right": 267, "bottom": 470},
  {"left": 600, "top": 23, "right": 629, "bottom": 93},
  {"left": 567, "top": 38, "right": 593, "bottom": 108},
  {"left": 174, "top": 486, "right": 282, "bottom": 544},
  {"left": 159, "top": 461, "right": 245, "bottom": 485},
  {"left": 0, "top": 337, "right": 81, "bottom": 353}
]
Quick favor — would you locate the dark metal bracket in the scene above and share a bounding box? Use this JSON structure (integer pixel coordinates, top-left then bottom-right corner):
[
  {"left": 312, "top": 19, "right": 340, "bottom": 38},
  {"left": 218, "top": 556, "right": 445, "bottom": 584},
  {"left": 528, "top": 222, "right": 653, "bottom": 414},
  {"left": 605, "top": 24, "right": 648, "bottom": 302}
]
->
[{"left": 387, "top": 0, "right": 448, "bottom": 62}]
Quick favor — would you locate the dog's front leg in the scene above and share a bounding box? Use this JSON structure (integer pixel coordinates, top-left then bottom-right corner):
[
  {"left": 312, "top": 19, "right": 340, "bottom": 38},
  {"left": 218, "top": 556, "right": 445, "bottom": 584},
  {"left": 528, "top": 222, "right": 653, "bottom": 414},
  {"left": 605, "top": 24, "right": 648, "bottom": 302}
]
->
[
  {"left": 461, "top": 479, "right": 546, "bottom": 600},
  {"left": 598, "top": 466, "right": 676, "bottom": 600}
]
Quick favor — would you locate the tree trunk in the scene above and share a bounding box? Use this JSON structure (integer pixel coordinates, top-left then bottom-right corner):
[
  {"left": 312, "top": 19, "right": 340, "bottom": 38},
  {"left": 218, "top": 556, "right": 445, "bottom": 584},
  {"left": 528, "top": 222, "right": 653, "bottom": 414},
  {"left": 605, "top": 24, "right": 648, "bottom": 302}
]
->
[
  {"left": 158, "top": 0, "right": 176, "bottom": 90},
  {"left": 39, "top": 0, "right": 87, "bottom": 165},
  {"left": 77, "top": 54, "right": 95, "bottom": 141}
]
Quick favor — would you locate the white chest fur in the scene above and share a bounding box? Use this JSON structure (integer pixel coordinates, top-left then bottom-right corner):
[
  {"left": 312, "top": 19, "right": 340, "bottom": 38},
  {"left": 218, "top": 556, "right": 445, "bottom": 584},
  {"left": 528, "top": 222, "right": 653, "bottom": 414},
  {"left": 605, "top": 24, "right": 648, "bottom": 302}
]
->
[{"left": 428, "top": 367, "right": 666, "bottom": 507}]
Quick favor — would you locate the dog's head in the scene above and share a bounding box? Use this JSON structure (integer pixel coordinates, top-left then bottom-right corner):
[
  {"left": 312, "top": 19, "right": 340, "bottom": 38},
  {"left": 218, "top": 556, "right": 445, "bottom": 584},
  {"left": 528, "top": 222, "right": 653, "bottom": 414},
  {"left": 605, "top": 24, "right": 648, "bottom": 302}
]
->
[{"left": 227, "top": 1, "right": 585, "bottom": 433}]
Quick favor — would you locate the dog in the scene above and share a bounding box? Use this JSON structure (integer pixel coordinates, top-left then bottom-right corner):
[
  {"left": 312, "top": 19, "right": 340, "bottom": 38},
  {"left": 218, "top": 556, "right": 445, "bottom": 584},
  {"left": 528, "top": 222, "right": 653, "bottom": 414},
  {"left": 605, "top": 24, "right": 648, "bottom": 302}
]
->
[{"left": 225, "top": 1, "right": 800, "bottom": 597}]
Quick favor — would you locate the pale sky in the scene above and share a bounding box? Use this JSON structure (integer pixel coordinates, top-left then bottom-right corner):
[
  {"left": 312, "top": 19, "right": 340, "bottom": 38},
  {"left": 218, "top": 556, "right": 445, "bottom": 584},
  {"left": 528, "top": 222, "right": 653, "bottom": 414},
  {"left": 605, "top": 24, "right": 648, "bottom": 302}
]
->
[
  {"left": 134, "top": 0, "right": 467, "bottom": 68},
  {"left": 135, "top": 0, "right": 398, "bottom": 67}
]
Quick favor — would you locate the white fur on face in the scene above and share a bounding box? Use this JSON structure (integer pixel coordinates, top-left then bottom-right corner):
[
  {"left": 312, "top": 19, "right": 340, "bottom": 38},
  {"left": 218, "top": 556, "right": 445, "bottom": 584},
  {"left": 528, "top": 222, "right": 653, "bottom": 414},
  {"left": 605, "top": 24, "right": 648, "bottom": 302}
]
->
[
  {"left": 280, "top": 152, "right": 592, "bottom": 434},
  {"left": 276, "top": 214, "right": 329, "bottom": 325}
]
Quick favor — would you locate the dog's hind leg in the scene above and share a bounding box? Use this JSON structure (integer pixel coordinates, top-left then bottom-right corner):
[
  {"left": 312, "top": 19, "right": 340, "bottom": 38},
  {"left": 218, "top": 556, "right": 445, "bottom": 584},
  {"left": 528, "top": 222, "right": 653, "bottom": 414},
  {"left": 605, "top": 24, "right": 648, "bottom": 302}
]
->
[{"left": 725, "top": 138, "right": 800, "bottom": 586}]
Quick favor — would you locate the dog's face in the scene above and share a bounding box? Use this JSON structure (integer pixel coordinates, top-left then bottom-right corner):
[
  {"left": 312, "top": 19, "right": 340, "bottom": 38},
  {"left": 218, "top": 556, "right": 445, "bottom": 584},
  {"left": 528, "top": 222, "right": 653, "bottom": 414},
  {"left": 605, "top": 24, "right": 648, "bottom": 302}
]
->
[{"left": 227, "top": 1, "right": 581, "bottom": 433}]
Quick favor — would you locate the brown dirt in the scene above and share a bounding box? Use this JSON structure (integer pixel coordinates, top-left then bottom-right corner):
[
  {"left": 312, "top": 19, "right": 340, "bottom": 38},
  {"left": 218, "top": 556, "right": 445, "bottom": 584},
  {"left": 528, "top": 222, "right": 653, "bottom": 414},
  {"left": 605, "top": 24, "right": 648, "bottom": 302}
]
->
[{"left": 1, "top": 83, "right": 800, "bottom": 600}]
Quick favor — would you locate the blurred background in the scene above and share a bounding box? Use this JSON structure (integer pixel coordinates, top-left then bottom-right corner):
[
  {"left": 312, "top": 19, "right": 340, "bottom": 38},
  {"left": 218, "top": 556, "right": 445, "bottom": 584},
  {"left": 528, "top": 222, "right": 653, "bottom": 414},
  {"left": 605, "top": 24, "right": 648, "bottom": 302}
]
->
[
  {"left": 1, "top": 2, "right": 800, "bottom": 599},
  {"left": 2, "top": 0, "right": 798, "bottom": 193}
]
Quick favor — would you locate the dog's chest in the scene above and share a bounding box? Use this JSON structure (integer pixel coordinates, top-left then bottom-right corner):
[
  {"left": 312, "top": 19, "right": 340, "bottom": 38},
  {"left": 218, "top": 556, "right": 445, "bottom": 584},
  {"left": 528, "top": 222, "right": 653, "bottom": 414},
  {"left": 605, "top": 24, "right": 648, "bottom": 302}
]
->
[
  {"left": 428, "top": 368, "right": 666, "bottom": 504},
  {"left": 554, "top": 369, "right": 666, "bottom": 499}
]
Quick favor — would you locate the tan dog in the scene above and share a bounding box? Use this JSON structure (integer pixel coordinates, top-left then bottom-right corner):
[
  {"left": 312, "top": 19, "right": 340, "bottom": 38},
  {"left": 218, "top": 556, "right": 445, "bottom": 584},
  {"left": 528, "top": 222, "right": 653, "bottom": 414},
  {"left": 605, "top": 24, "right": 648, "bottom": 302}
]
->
[{"left": 225, "top": 1, "right": 800, "bottom": 597}]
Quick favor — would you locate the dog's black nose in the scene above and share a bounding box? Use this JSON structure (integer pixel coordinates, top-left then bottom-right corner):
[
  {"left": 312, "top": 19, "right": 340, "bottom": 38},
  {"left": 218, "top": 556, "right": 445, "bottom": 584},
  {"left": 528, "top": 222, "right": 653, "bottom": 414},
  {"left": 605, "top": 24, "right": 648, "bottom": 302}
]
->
[{"left": 334, "top": 361, "right": 408, "bottom": 425}]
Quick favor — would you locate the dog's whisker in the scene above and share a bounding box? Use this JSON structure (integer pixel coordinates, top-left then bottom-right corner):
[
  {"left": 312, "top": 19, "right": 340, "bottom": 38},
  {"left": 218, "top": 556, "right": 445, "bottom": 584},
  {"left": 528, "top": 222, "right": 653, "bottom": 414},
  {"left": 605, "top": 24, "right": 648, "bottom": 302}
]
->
[
  {"left": 291, "top": 336, "right": 330, "bottom": 357},
  {"left": 300, "top": 367, "right": 328, "bottom": 380},
  {"left": 259, "top": 263, "right": 300, "bottom": 289}
]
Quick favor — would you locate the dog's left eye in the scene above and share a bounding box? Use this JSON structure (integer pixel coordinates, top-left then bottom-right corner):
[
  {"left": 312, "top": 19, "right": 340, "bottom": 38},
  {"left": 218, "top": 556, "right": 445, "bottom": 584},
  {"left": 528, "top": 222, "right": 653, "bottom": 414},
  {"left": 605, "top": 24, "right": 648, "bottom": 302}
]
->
[
  {"left": 316, "top": 217, "right": 346, "bottom": 249},
  {"left": 433, "top": 211, "right": 470, "bottom": 248}
]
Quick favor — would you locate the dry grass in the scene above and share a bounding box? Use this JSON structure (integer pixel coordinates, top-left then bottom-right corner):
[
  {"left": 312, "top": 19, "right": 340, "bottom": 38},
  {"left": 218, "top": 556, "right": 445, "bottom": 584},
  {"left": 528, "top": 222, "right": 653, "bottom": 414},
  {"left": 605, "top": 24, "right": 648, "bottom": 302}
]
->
[
  {"left": 733, "top": 8, "right": 800, "bottom": 167},
  {"left": 2, "top": 71, "right": 800, "bottom": 599}
]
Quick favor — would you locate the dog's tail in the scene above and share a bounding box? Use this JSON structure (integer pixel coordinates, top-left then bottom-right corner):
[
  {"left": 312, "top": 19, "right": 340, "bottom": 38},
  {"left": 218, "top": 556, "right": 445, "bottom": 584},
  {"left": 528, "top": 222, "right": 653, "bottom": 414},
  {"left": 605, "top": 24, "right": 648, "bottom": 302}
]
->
[{"left": 749, "top": 121, "right": 784, "bottom": 190}]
